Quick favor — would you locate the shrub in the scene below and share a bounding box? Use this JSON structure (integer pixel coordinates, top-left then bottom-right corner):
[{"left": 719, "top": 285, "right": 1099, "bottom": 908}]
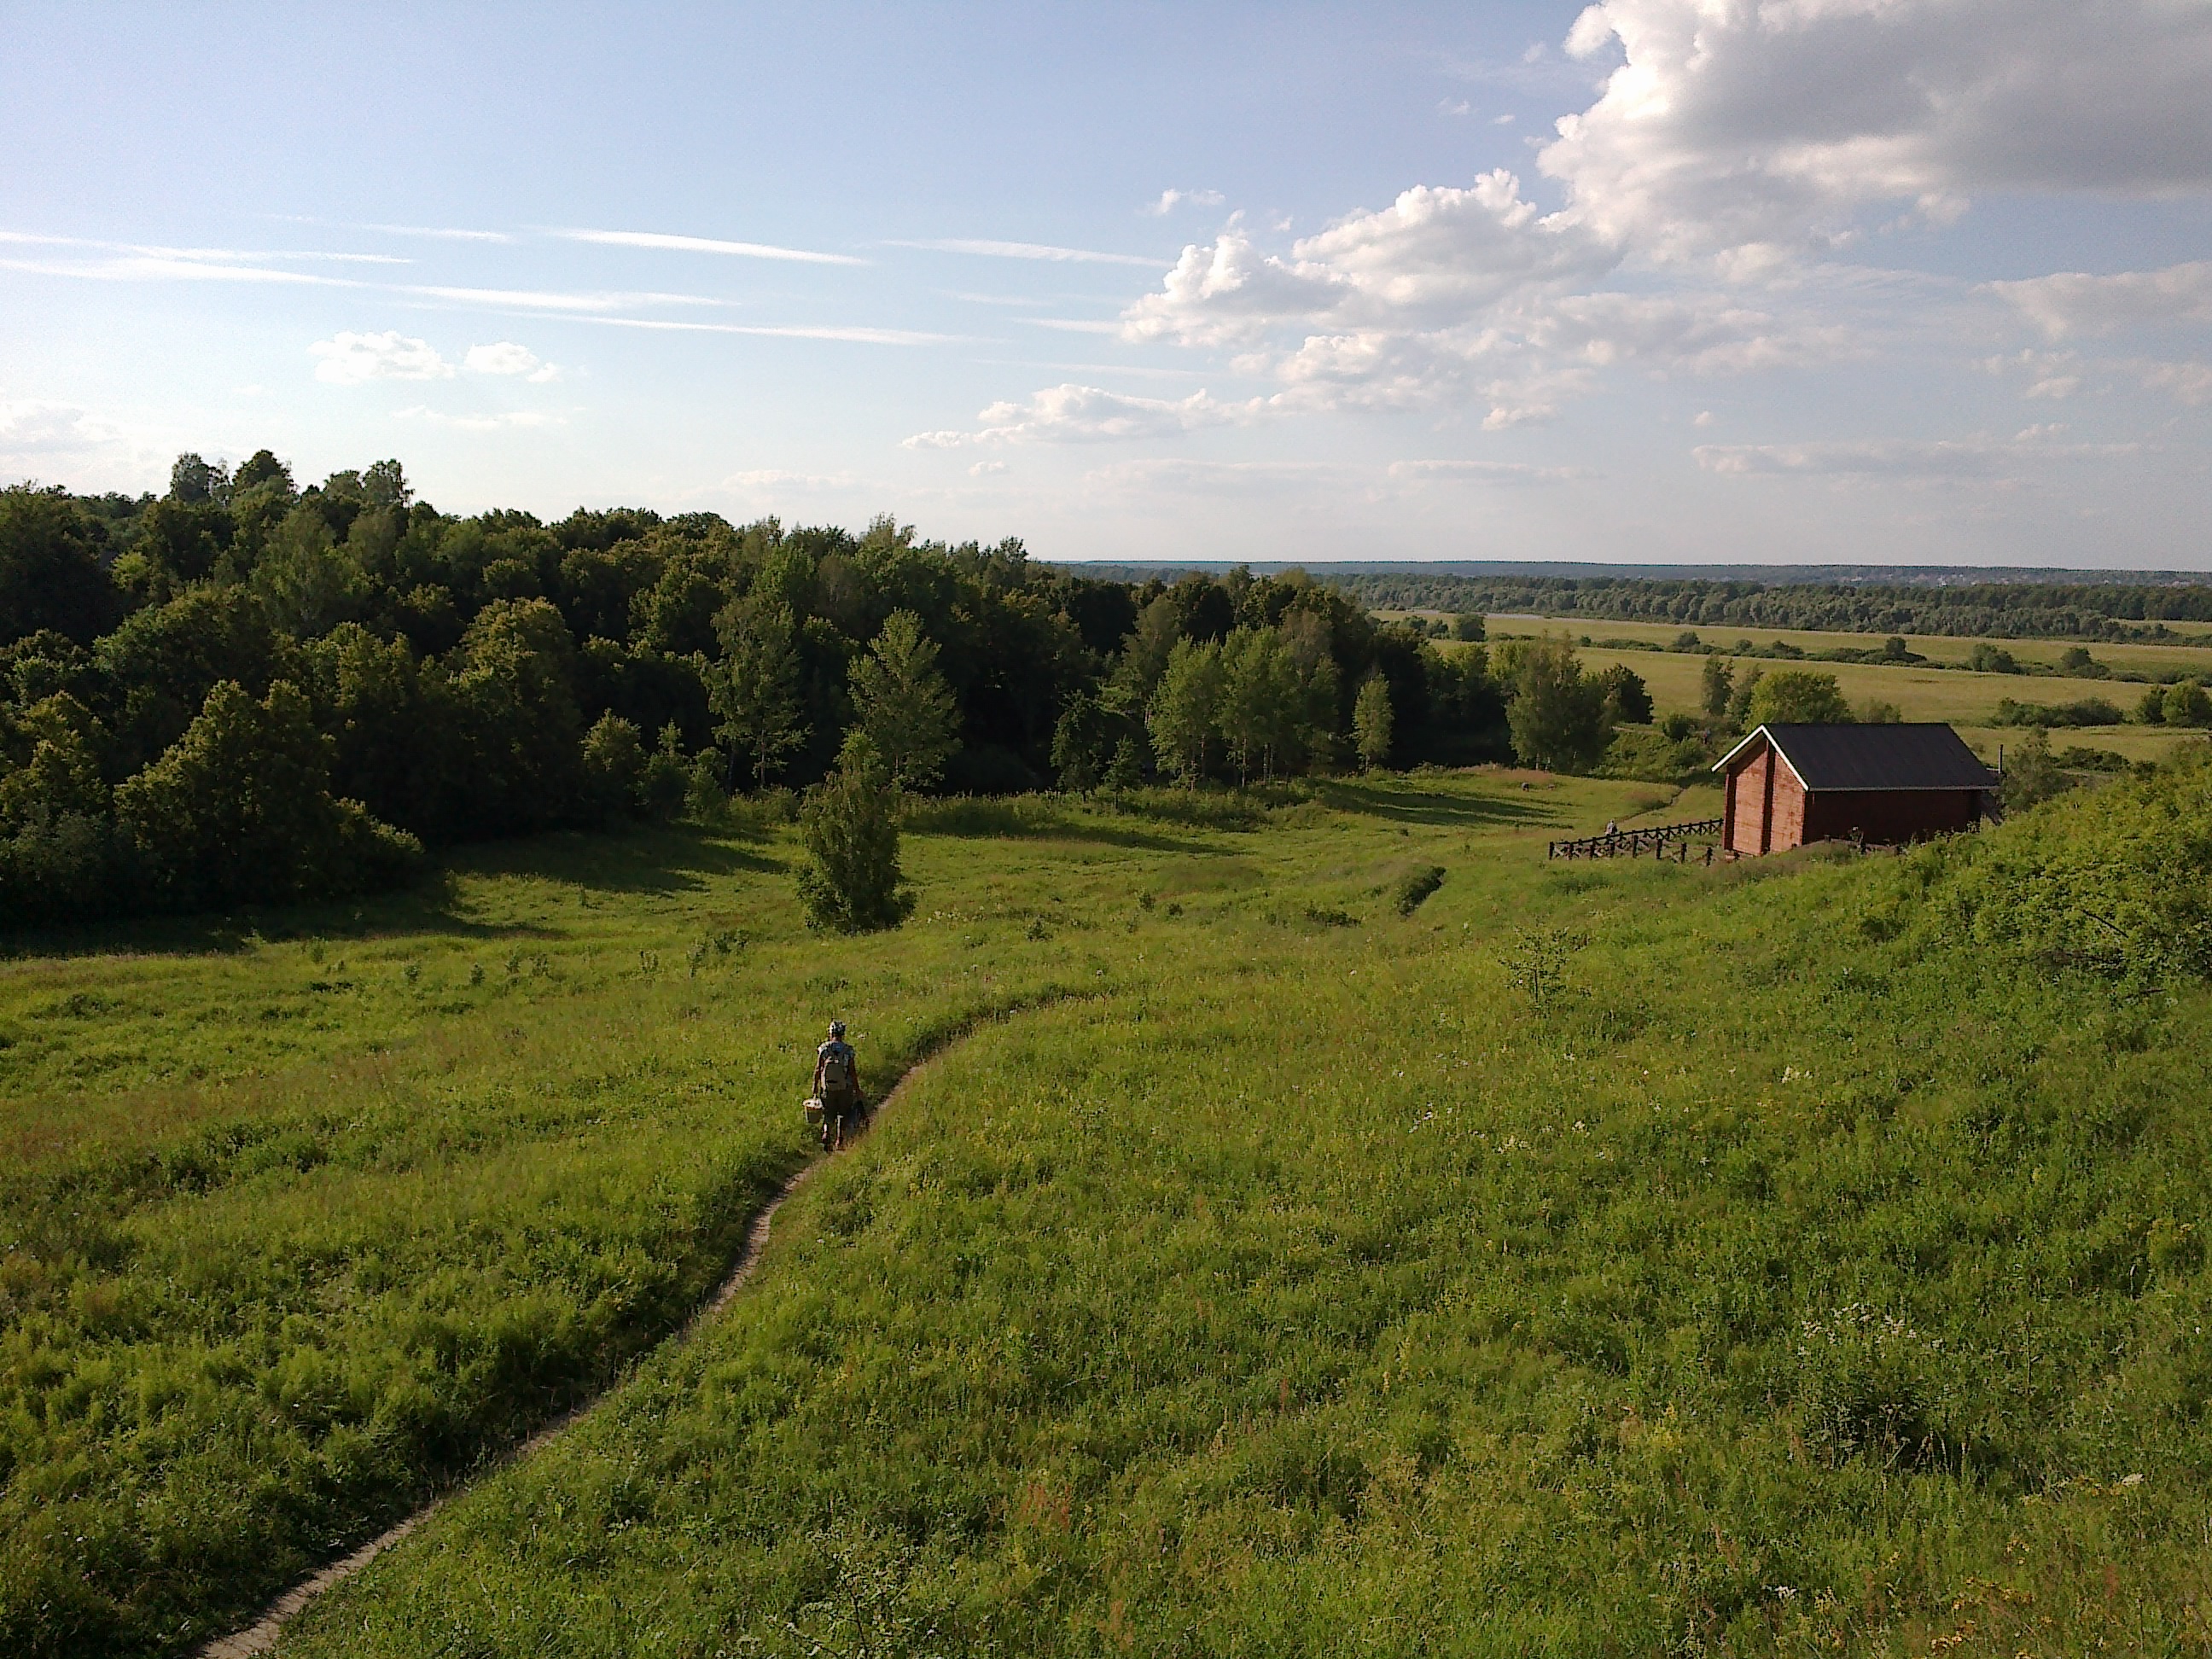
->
[
  {"left": 1992, "top": 696, "right": 2125, "bottom": 728},
  {"left": 1928, "top": 746, "right": 2212, "bottom": 984},
  {"left": 2163, "top": 680, "right": 2212, "bottom": 728},
  {"left": 1391, "top": 864, "right": 1445, "bottom": 915},
  {"left": 579, "top": 713, "right": 646, "bottom": 822},
  {"left": 795, "top": 732, "right": 915, "bottom": 933},
  {"left": 114, "top": 679, "right": 421, "bottom": 910},
  {"left": 1745, "top": 670, "right": 1852, "bottom": 725}
]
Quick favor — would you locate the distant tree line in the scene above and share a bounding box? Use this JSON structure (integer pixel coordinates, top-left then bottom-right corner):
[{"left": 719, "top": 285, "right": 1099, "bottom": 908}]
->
[
  {"left": 1319, "top": 571, "right": 2212, "bottom": 642},
  {"left": 1, "top": 455, "right": 1529, "bottom": 926}
]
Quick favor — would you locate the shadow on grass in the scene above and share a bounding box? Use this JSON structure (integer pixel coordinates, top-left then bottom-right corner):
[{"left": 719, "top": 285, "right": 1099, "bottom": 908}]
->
[
  {"left": 1314, "top": 778, "right": 1569, "bottom": 828},
  {"left": 451, "top": 824, "right": 783, "bottom": 893},
  {"left": 903, "top": 796, "right": 1219, "bottom": 856},
  {"left": 0, "top": 826, "right": 782, "bottom": 963}
]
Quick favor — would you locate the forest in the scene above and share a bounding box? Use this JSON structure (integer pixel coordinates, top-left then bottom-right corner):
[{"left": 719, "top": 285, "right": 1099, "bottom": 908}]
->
[
  {"left": 0, "top": 455, "right": 1514, "bottom": 927},
  {"left": 1320, "top": 568, "right": 2212, "bottom": 641}
]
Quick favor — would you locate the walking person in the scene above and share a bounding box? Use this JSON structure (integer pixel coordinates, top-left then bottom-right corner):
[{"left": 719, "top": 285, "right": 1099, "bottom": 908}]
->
[{"left": 813, "top": 1021, "right": 862, "bottom": 1150}]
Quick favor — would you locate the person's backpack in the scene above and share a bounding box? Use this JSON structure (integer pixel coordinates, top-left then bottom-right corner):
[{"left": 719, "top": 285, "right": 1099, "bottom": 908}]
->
[{"left": 820, "top": 1044, "right": 853, "bottom": 1091}]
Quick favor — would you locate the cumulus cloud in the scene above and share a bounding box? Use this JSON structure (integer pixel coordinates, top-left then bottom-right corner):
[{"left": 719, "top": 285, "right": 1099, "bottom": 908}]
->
[
  {"left": 311, "top": 330, "right": 454, "bottom": 384},
  {"left": 1986, "top": 261, "right": 2212, "bottom": 338},
  {"left": 1124, "top": 173, "right": 1615, "bottom": 351},
  {"left": 0, "top": 399, "right": 124, "bottom": 457},
  {"left": 911, "top": 0, "right": 2212, "bottom": 451},
  {"left": 463, "top": 341, "right": 561, "bottom": 381},
  {"left": 1546, "top": 0, "right": 2212, "bottom": 264},
  {"left": 904, "top": 383, "right": 1265, "bottom": 448}
]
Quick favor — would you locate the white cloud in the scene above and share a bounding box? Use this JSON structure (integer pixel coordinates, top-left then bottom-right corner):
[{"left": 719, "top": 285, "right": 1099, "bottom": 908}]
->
[
  {"left": 344, "top": 220, "right": 514, "bottom": 242},
  {"left": 911, "top": 1, "right": 2212, "bottom": 451},
  {"left": 1696, "top": 434, "right": 2136, "bottom": 480},
  {"left": 463, "top": 341, "right": 561, "bottom": 381},
  {"left": 1081, "top": 458, "right": 1348, "bottom": 496},
  {"left": 1123, "top": 174, "right": 1616, "bottom": 351},
  {"left": 392, "top": 406, "right": 562, "bottom": 430},
  {"left": 715, "top": 469, "right": 863, "bottom": 500},
  {"left": 969, "top": 460, "right": 1009, "bottom": 476},
  {"left": 560, "top": 228, "right": 866, "bottom": 265},
  {"left": 888, "top": 238, "right": 1167, "bottom": 268},
  {"left": 404, "top": 284, "right": 724, "bottom": 311},
  {"left": 311, "top": 330, "right": 454, "bottom": 384},
  {"left": 1983, "top": 346, "right": 2212, "bottom": 405},
  {"left": 1387, "top": 458, "right": 1586, "bottom": 483},
  {"left": 0, "top": 399, "right": 124, "bottom": 457},
  {"left": 2133, "top": 359, "right": 2212, "bottom": 405},
  {"left": 1545, "top": 0, "right": 2212, "bottom": 264},
  {"left": 0, "top": 399, "right": 158, "bottom": 490},
  {"left": 1146, "top": 189, "right": 1225, "bottom": 215},
  {"left": 1987, "top": 261, "right": 2212, "bottom": 338},
  {"left": 903, "top": 383, "right": 1265, "bottom": 448},
  {"left": 573, "top": 316, "right": 960, "bottom": 345}
]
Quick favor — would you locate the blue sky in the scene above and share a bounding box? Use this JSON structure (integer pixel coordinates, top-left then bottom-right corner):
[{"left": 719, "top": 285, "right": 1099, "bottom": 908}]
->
[{"left": 3, "top": 1, "right": 2209, "bottom": 568}]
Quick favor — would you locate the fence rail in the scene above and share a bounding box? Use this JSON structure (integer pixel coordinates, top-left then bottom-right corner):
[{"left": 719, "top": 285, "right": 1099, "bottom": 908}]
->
[{"left": 1548, "top": 818, "right": 1724, "bottom": 862}]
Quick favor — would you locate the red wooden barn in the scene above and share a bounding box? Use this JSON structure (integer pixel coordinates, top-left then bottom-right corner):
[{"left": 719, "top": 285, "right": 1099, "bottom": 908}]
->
[{"left": 1715, "top": 723, "right": 1996, "bottom": 855}]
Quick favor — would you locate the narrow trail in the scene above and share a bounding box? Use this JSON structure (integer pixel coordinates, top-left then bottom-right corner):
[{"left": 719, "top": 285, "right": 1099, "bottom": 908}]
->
[{"left": 195, "top": 1059, "right": 939, "bottom": 1659}]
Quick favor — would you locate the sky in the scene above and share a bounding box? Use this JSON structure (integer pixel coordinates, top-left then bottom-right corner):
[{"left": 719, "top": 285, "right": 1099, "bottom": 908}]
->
[{"left": 3, "top": 0, "right": 2209, "bottom": 569}]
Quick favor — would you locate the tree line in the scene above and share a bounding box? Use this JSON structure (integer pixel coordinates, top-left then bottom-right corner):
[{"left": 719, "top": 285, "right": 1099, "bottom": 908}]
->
[
  {"left": 1318, "top": 571, "right": 2212, "bottom": 642},
  {"left": 2, "top": 454, "right": 1559, "bottom": 927}
]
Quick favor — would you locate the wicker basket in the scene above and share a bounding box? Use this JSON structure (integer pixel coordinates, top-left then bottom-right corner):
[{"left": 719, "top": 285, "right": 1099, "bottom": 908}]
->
[{"left": 804, "top": 1096, "right": 826, "bottom": 1127}]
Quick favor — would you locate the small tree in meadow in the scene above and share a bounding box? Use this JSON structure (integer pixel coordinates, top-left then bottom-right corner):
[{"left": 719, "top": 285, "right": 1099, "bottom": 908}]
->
[
  {"left": 796, "top": 731, "right": 914, "bottom": 933},
  {"left": 1702, "top": 655, "right": 1735, "bottom": 722},
  {"left": 2163, "top": 680, "right": 2212, "bottom": 728},
  {"left": 1353, "top": 673, "right": 1394, "bottom": 771}
]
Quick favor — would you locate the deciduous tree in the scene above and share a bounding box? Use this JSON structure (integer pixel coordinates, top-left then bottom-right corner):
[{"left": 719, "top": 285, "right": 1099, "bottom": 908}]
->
[
  {"left": 1354, "top": 672, "right": 1394, "bottom": 771},
  {"left": 1506, "top": 637, "right": 1610, "bottom": 774},
  {"left": 710, "top": 597, "right": 808, "bottom": 789},
  {"left": 1746, "top": 669, "right": 1853, "bottom": 725},
  {"left": 848, "top": 609, "right": 958, "bottom": 789},
  {"left": 1149, "top": 637, "right": 1222, "bottom": 788}
]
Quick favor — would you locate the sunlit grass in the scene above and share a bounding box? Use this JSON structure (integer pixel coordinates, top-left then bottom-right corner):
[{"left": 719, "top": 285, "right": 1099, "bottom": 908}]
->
[{"left": 11, "top": 769, "right": 2212, "bottom": 1656}]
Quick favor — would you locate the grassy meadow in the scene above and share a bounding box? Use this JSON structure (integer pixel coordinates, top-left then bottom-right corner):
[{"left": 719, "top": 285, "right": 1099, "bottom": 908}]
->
[{"left": 9, "top": 759, "right": 2212, "bottom": 1656}]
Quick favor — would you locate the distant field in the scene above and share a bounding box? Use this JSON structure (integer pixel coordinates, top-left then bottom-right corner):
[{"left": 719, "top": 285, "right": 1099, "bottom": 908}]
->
[
  {"left": 1443, "top": 626, "right": 2208, "bottom": 764},
  {"left": 1475, "top": 612, "right": 2212, "bottom": 678}
]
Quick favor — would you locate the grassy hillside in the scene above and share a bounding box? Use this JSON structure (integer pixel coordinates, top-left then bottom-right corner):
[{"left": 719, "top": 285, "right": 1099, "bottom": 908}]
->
[{"left": 11, "top": 763, "right": 2212, "bottom": 1656}]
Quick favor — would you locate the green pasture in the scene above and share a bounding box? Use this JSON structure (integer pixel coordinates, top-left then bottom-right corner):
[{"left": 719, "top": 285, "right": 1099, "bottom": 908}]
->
[
  {"left": 9, "top": 769, "right": 2212, "bottom": 1656},
  {"left": 1474, "top": 613, "right": 2212, "bottom": 680},
  {"left": 1503, "top": 637, "right": 2206, "bottom": 765}
]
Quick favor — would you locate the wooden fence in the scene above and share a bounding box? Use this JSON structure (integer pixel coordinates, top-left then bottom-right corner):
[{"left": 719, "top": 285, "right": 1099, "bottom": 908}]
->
[{"left": 1547, "top": 818, "right": 1724, "bottom": 862}]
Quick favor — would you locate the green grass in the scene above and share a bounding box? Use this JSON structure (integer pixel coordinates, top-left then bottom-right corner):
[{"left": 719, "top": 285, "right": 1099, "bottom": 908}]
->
[
  {"left": 10, "top": 771, "right": 2212, "bottom": 1656},
  {"left": 1470, "top": 612, "right": 2212, "bottom": 680}
]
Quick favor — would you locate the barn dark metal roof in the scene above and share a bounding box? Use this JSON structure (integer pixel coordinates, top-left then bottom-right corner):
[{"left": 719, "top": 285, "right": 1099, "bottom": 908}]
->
[{"left": 1713, "top": 723, "right": 1997, "bottom": 791}]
